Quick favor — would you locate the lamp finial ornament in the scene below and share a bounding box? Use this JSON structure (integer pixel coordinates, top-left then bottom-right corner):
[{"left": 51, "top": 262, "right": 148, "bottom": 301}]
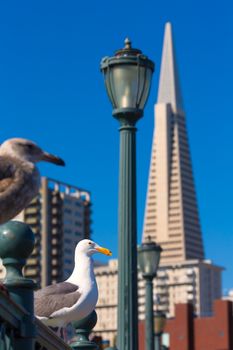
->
[{"left": 124, "top": 37, "right": 132, "bottom": 49}]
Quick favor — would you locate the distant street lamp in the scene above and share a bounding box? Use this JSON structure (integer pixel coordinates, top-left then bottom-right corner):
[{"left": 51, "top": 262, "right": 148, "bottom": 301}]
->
[
  {"left": 154, "top": 311, "right": 166, "bottom": 350},
  {"left": 138, "top": 240, "right": 162, "bottom": 350},
  {"left": 101, "top": 39, "right": 154, "bottom": 350}
]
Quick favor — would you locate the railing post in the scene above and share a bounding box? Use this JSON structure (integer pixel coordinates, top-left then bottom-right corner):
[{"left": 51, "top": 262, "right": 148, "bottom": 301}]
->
[
  {"left": 0, "top": 221, "right": 37, "bottom": 350},
  {"left": 70, "top": 311, "right": 98, "bottom": 350}
]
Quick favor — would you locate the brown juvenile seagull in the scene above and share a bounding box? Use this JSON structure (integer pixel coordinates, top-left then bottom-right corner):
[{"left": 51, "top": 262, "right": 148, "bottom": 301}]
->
[{"left": 0, "top": 138, "right": 65, "bottom": 224}]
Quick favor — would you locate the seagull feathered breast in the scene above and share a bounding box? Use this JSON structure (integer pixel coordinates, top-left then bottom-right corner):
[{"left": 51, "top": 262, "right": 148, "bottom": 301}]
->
[{"left": 0, "top": 156, "right": 40, "bottom": 224}]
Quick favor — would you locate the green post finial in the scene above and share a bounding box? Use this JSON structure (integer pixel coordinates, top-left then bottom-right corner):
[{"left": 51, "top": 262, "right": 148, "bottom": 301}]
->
[
  {"left": 0, "top": 221, "right": 37, "bottom": 349},
  {"left": 0, "top": 221, "right": 35, "bottom": 281},
  {"left": 70, "top": 311, "right": 98, "bottom": 350}
]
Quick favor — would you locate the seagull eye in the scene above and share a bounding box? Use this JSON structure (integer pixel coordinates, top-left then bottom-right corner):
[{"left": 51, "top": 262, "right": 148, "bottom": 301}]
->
[
  {"left": 88, "top": 242, "right": 92, "bottom": 245},
  {"left": 27, "top": 144, "right": 34, "bottom": 150}
]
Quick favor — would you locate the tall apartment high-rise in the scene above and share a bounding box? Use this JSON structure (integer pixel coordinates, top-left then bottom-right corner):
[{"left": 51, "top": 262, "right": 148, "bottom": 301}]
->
[
  {"left": 93, "top": 23, "right": 223, "bottom": 346},
  {"left": 142, "top": 22, "right": 204, "bottom": 262},
  {"left": 0, "top": 177, "right": 92, "bottom": 288}
]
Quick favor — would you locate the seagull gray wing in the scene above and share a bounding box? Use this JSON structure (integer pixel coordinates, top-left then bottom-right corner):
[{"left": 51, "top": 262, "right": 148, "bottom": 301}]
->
[{"left": 34, "top": 282, "right": 81, "bottom": 318}]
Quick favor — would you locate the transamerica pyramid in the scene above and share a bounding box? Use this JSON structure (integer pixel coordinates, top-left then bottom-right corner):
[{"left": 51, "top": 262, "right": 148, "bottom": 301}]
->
[{"left": 142, "top": 22, "right": 205, "bottom": 263}]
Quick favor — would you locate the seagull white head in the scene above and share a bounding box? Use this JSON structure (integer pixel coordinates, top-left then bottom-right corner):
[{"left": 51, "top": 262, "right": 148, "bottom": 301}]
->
[
  {"left": 0, "top": 138, "right": 65, "bottom": 165},
  {"left": 75, "top": 239, "right": 112, "bottom": 258}
]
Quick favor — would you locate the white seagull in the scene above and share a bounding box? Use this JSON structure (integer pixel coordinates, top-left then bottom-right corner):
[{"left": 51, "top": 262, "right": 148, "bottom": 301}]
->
[
  {"left": 34, "top": 239, "right": 112, "bottom": 330},
  {"left": 0, "top": 138, "right": 65, "bottom": 224}
]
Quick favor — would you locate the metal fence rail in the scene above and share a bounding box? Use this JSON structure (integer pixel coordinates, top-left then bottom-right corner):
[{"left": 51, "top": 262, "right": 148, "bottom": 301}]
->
[
  {"left": 0, "top": 221, "right": 97, "bottom": 350},
  {"left": 0, "top": 281, "right": 72, "bottom": 350},
  {"left": 35, "top": 320, "right": 71, "bottom": 350}
]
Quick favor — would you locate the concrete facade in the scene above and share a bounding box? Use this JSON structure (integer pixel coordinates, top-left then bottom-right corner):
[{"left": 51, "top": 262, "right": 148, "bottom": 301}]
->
[
  {"left": 139, "top": 259, "right": 222, "bottom": 318},
  {"left": 0, "top": 177, "right": 92, "bottom": 287},
  {"left": 94, "top": 259, "right": 222, "bottom": 345},
  {"left": 94, "top": 260, "right": 118, "bottom": 346}
]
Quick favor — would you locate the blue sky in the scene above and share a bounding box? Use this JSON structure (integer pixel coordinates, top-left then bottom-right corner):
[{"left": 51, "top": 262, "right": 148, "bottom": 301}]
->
[{"left": 0, "top": 0, "right": 232, "bottom": 292}]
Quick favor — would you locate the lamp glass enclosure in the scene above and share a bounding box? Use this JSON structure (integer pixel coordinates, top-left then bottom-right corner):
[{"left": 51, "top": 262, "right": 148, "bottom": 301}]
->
[
  {"left": 138, "top": 242, "right": 162, "bottom": 278},
  {"left": 154, "top": 311, "right": 166, "bottom": 335},
  {"left": 105, "top": 64, "right": 153, "bottom": 110},
  {"left": 101, "top": 39, "right": 154, "bottom": 116}
]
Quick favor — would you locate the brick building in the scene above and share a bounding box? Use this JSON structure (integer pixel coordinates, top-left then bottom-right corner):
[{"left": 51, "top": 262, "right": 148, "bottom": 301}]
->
[{"left": 139, "top": 300, "right": 233, "bottom": 350}]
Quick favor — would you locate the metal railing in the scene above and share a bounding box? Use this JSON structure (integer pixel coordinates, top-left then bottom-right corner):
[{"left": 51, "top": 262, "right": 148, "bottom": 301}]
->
[
  {"left": 0, "top": 290, "right": 71, "bottom": 349},
  {"left": 0, "top": 221, "right": 98, "bottom": 350}
]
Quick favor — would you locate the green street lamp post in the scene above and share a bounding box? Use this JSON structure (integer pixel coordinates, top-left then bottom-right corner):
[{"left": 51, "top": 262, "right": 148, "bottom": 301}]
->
[
  {"left": 101, "top": 39, "right": 154, "bottom": 350},
  {"left": 138, "top": 240, "right": 162, "bottom": 350},
  {"left": 154, "top": 311, "right": 166, "bottom": 350}
]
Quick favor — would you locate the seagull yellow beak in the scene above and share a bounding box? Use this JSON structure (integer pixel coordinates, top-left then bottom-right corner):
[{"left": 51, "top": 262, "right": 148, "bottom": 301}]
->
[{"left": 95, "top": 246, "right": 112, "bottom": 256}]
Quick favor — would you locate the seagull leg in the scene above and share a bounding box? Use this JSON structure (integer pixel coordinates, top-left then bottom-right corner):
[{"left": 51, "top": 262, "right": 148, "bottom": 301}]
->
[
  {"left": 49, "top": 326, "right": 62, "bottom": 338},
  {"left": 62, "top": 326, "right": 68, "bottom": 343}
]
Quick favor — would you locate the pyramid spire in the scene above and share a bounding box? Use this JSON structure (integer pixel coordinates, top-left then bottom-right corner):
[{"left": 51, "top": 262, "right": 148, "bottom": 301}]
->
[
  {"left": 142, "top": 23, "right": 204, "bottom": 263},
  {"left": 157, "top": 22, "right": 184, "bottom": 114}
]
